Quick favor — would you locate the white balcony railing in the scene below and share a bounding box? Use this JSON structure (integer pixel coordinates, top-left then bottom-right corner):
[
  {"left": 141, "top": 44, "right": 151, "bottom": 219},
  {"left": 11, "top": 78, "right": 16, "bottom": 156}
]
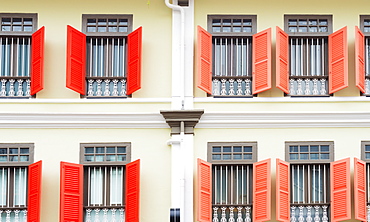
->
[
  {"left": 212, "top": 206, "right": 252, "bottom": 222},
  {"left": 0, "top": 78, "right": 30, "bottom": 98},
  {"left": 0, "top": 209, "right": 27, "bottom": 222},
  {"left": 84, "top": 208, "right": 125, "bottom": 222},
  {"left": 86, "top": 78, "right": 126, "bottom": 97},
  {"left": 290, "top": 205, "right": 329, "bottom": 222},
  {"left": 288, "top": 78, "right": 328, "bottom": 96},
  {"left": 212, "top": 78, "right": 252, "bottom": 96}
]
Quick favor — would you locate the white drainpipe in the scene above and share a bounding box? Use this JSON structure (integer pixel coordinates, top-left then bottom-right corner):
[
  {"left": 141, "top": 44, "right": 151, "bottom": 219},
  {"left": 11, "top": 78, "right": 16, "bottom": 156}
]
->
[{"left": 165, "top": 0, "right": 185, "bottom": 110}]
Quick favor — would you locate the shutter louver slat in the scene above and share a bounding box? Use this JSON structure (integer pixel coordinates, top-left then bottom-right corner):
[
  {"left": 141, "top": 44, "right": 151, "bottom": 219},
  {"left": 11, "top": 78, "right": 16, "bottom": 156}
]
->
[
  {"left": 276, "top": 159, "right": 290, "bottom": 222},
  {"left": 66, "top": 25, "right": 86, "bottom": 95},
  {"left": 30, "top": 27, "right": 45, "bottom": 95},
  {"left": 253, "top": 158, "right": 271, "bottom": 222},
  {"left": 60, "top": 161, "right": 83, "bottom": 222},
  {"left": 197, "top": 158, "right": 212, "bottom": 222},
  {"left": 126, "top": 159, "right": 140, "bottom": 222},
  {"left": 197, "top": 26, "right": 212, "bottom": 95},
  {"left": 330, "top": 158, "right": 351, "bottom": 222},
  {"left": 252, "top": 28, "right": 271, "bottom": 94},
  {"left": 356, "top": 26, "right": 366, "bottom": 93},
  {"left": 276, "top": 26, "right": 290, "bottom": 94},
  {"left": 27, "top": 160, "right": 42, "bottom": 222},
  {"left": 329, "top": 26, "right": 348, "bottom": 94},
  {"left": 354, "top": 158, "right": 367, "bottom": 221},
  {"left": 127, "top": 27, "right": 142, "bottom": 95}
]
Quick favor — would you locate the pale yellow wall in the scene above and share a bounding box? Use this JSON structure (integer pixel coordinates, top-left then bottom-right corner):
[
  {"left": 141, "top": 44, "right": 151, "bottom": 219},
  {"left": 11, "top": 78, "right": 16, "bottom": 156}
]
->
[
  {"left": 194, "top": 0, "right": 370, "bottom": 98},
  {"left": 0, "top": 0, "right": 172, "bottom": 99},
  {"left": 194, "top": 126, "right": 369, "bottom": 221},
  {"left": 0, "top": 128, "right": 172, "bottom": 222}
]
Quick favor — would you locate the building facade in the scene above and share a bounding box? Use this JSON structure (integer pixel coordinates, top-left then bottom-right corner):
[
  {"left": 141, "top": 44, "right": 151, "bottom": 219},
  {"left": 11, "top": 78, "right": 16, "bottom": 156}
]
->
[{"left": 0, "top": 0, "right": 370, "bottom": 221}]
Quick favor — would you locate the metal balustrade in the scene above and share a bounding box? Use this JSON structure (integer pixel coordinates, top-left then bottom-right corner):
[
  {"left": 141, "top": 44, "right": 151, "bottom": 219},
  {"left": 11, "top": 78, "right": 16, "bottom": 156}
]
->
[
  {"left": 212, "top": 78, "right": 252, "bottom": 96},
  {"left": 289, "top": 78, "right": 327, "bottom": 96},
  {"left": 0, "top": 209, "right": 27, "bottom": 222},
  {"left": 85, "top": 36, "right": 127, "bottom": 97},
  {"left": 0, "top": 37, "right": 31, "bottom": 98},
  {"left": 84, "top": 208, "right": 125, "bottom": 222},
  {"left": 212, "top": 206, "right": 252, "bottom": 222},
  {"left": 290, "top": 205, "right": 329, "bottom": 222}
]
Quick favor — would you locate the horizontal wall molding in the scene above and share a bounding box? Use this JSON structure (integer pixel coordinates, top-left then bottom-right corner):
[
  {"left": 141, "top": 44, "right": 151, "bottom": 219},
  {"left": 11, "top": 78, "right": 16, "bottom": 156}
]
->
[
  {"left": 0, "top": 111, "right": 369, "bottom": 129},
  {"left": 197, "top": 111, "right": 370, "bottom": 128},
  {"left": 194, "top": 96, "right": 370, "bottom": 103}
]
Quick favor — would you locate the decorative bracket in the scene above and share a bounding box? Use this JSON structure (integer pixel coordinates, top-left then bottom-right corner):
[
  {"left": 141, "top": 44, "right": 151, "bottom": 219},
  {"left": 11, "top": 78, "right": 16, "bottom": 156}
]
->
[{"left": 160, "top": 110, "right": 204, "bottom": 135}]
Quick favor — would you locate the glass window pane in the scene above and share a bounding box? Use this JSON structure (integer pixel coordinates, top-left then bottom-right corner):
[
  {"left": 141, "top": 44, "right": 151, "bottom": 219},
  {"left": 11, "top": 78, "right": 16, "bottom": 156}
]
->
[
  {"left": 233, "top": 27, "right": 241, "bottom": 32},
  {"left": 106, "top": 147, "right": 115, "bottom": 153},
  {"left": 23, "top": 26, "right": 32, "bottom": 32},
  {"left": 366, "top": 153, "right": 370, "bottom": 159},
  {"left": 119, "top": 19, "right": 128, "bottom": 25},
  {"left": 223, "top": 19, "right": 231, "bottom": 25},
  {"left": 244, "top": 146, "right": 252, "bottom": 152},
  {"left": 9, "top": 156, "right": 18, "bottom": 161},
  {"left": 290, "top": 154, "right": 298, "bottom": 160},
  {"left": 223, "top": 147, "right": 231, "bottom": 152},
  {"left": 98, "top": 26, "right": 107, "bottom": 32},
  {"left": 213, "top": 19, "right": 221, "bottom": 26},
  {"left": 233, "top": 146, "right": 242, "bottom": 152},
  {"left": 96, "top": 147, "right": 105, "bottom": 154},
  {"left": 300, "top": 146, "right": 309, "bottom": 152},
  {"left": 298, "top": 27, "right": 308, "bottom": 32},
  {"left": 366, "top": 145, "right": 370, "bottom": 151},
  {"left": 310, "top": 145, "right": 319, "bottom": 152},
  {"left": 85, "top": 147, "right": 94, "bottom": 154},
  {"left": 0, "top": 156, "right": 7, "bottom": 162},
  {"left": 309, "top": 27, "right": 318, "bottom": 32},
  {"left": 309, "top": 19, "right": 317, "bottom": 25},
  {"left": 106, "top": 155, "right": 116, "bottom": 161},
  {"left": 109, "top": 27, "right": 117, "bottom": 32},
  {"left": 87, "top": 19, "right": 96, "bottom": 25},
  {"left": 20, "top": 156, "right": 29, "bottom": 162},
  {"left": 233, "top": 19, "right": 242, "bottom": 26},
  {"left": 300, "top": 153, "right": 309, "bottom": 160},
  {"left": 310, "top": 153, "right": 319, "bottom": 159},
  {"left": 20, "top": 148, "right": 29, "bottom": 154},
  {"left": 213, "top": 147, "right": 221, "bottom": 153},
  {"left": 87, "top": 27, "right": 96, "bottom": 32},
  {"left": 290, "top": 146, "right": 298, "bottom": 153},
  {"left": 108, "top": 19, "right": 117, "bottom": 25},
  {"left": 288, "top": 19, "right": 297, "bottom": 25},
  {"left": 320, "top": 153, "right": 329, "bottom": 159},
  {"left": 243, "top": 19, "right": 252, "bottom": 25},
  {"left": 117, "top": 154, "right": 126, "bottom": 161},
  {"left": 319, "top": 19, "right": 328, "bottom": 25},
  {"left": 117, "top": 147, "right": 126, "bottom": 153},
  {"left": 233, "top": 154, "right": 242, "bottom": 160},
  {"left": 118, "top": 26, "right": 128, "bottom": 32},
  {"left": 85, "top": 156, "right": 94, "bottom": 162},
  {"left": 1, "top": 25, "right": 10, "bottom": 31},
  {"left": 319, "top": 27, "right": 328, "bottom": 32},
  {"left": 299, "top": 20, "right": 307, "bottom": 25},
  {"left": 9, "top": 148, "right": 18, "bottom": 154},
  {"left": 222, "top": 27, "right": 231, "bottom": 32},
  {"left": 212, "top": 154, "right": 221, "bottom": 160},
  {"left": 98, "top": 19, "right": 106, "bottom": 25},
  {"left": 2, "top": 18, "right": 11, "bottom": 24},
  {"left": 13, "top": 18, "right": 22, "bottom": 25},
  {"left": 95, "top": 155, "right": 104, "bottom": 161},
  {"left": 244, "top": 154, "right": 252, "bottom": 159},
  {"left": 223, "top": 154, "right": 231, "bottom": 160},
  {"left": 320, "top": 145, "right": 329, "bottom": 152},
  {"left": 212, "top": 27, "right": 221, "bottom": 32},
  {"left": 242, "top": 27, "right": 252, "bottom": 32},
  {"left": 365, "top": 20, "right": 370, "bottom": 26},
  {"left": 0, "top": 149, "right": 7, "bottom": 154},
  {"left": 12, "top": 26, "right": 22, "bottom": 31}
]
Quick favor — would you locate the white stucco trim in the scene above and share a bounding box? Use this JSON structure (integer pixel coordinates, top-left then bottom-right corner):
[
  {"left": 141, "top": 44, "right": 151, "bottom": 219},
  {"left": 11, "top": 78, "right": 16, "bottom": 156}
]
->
[{"left": 194, "top": 96, "right": 370, "bottom": 103}]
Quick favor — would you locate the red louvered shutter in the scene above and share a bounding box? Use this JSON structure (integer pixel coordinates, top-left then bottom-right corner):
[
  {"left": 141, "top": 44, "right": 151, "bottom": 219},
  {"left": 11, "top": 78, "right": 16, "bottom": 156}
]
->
[
  {"left": 329, "top": 26, "right": 348, "bottom": 94},
  {"left": 253, "top": 158, "right": 271, "bottom": 222},
  {"left": 127, "top": 27, "right": 142, "bottom": 95},
  {"left": 30, "top": 27, "right": 45, "bottom": 95},
  {"left": 330, "top": 158, "right": 351, "bottom": 222},
  {"left": 197, "top": 26, "right": 212, "bottom": 95},
  {"left": 126, "top": 159, "right": 140, "bottom": 222},
  {"left": 356, "top": 26, "right": 366, "bottom": 93},
  {"left": 276, "top": 27, "right": 289, "bottom": 94},
  {"left": 354, "top": 158, "right": 367, "bottom": 221},
  {"left": 197, "top": 158, "right": 211, "bottom": 222},
  {"left": 66, "top": 25, "right": 86, "bottom": 95},
  {"left": 60, "top": 162, "right": 83, "bottom": 222},
  {"left": 27, "top": 160, "right": 42, "bottom": 222},
  {"left": 276, "top": 159, "right": 290, "bottom": 222},
  {"left": 252, "top": 28, "right": 271, "bottom": 94}
]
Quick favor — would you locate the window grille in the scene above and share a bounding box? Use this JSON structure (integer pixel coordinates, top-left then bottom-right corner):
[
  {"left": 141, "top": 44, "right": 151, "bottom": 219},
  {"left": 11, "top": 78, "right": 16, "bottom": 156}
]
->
[
  {"left": 0, "top": 14, "right": 36, "bottom": 98},
  {"left": 286, "top": 142, "right": 333, "bottom": 221},
  {"left": 82, "top": 15, "right": 132, "bottom": 98},
  {"left": 360, "top": 17, "right": 370, "bottom": 95},
  {"left": 80, "top": 143, "right": 131, "bottom": 222},
  {"left": 208, "top": 15, "right": 256, "bottom": 97},
  {"left": 208, "top": 142, "right": 256, "bottom": 221},
  {"left": 284, "top": 15, "right": 332, "bottom": 96}
]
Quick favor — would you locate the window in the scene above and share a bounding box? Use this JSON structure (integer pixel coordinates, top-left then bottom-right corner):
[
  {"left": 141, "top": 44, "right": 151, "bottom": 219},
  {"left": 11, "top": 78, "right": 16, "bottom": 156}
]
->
[
  {"left": 198, "top": 142, "right": 271, "bottom": 222},
  {"left": 356, "top": 16, "right": 370, "bottom": 95},
  {"left": 0, "top": 143, "right": 42, "bottom": 222},
  {"left": 66, "top": 14, "right": 142, "bottom": 98},
  {"left": 276, "top": 15, "right": 348, "bottom": 96},
  {"left": 0, "top": 13, "right": 45, "bottom": 98},
  {"left": 59, "top": 143, "right": 140, "bottom": 222},
  {"left": 197, "top": 15, "right": 271, "bottom": 97},
  {"left": 276, "top": 142, "right": 351, "bottom": 222},
  {"left": 358, "top": 141, "right": 370, "bottom": 220}
]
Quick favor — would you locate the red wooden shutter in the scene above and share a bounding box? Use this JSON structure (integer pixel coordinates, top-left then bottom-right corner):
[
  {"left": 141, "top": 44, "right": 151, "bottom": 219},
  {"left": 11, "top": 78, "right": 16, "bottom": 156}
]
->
[
  {"left": 127, "top": 27, "right": 142, "bottom": 95},
  {"left": 252, "top": 28, "right": 271, "bottom": 94},
  {"left": 60, "top": 161, "right": 83, "bottom": 222},
  {"left": 253, "top": 158, "right": 271, "bottom": 222},
  {"left": 27, "top": 160, "right": 42, "bottom": 222},
  {"left": 197, "top": 26, "right": 212, "bottom": 95},
  {"left": 276, "top": 159, "right": 290, "bottom": 222},
  {"left": 354, "top": 158, "right": 367, "bottom": 221},
  {"left": 197, "top": 158, "right": 211, "bottom": 222},
  {"left": 66, "top": 25, "right": 86, "bottom": 95},
  {"left": 356, "top": 26, "right": 366, "bottom": 93},
  {"left": 329, "top": 26, "right": 348, "bottom": 94},
  {"left": 31, "top": 27, "right": 45, "bottom": 95},
  {"left": 126, "top": 159, "right": 140, "bottom": 222},
  {"left": 330, "top": 158, "right": 351, "bottom": 222},
  {"left": 276, "top": 26, "right": 289, "bottom": 94}
]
